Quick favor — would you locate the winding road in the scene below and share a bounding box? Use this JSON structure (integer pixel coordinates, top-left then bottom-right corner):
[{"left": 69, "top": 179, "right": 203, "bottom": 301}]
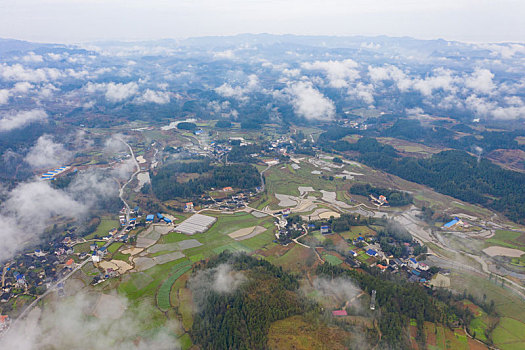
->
[{"left": 6, "top": 138, "right": 140, "bottom": 331}]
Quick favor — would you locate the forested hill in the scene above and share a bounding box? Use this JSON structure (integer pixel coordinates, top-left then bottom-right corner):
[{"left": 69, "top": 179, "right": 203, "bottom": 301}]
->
[
  {"left": 190, "top": 252, "right": 307, "bottom": 349},
  {"left": 151, "top": 161, "right": 260, "bottom": 201},
  {"left": 320, "top": 136, "right": 525, "bottom": 223},
  {"left": 316, "top": 264, "right": 471, "bottom": 349}
]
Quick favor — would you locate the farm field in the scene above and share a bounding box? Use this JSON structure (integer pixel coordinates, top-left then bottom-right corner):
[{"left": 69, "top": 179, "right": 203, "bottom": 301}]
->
[
  {"left": 156, "top": 260, "right": 193, "bottom": 311},
  {"left": 492, "top": 317, "right": 525, "bottom": 350},
  {"left": 485, "top": 230, "right": 525, "bottom": 251},
  {"left": 85, "top": 217, "right": 119, "bottom": 240},
  {"left": 268, "top": 315, "right": 353, "bottom": 350}
]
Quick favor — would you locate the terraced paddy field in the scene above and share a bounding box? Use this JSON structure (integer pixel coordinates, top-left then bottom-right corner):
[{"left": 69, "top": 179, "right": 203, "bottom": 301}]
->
[
  {"left": 421, "top": 322, "right": 487, "bottom": 350},
  {"left": 492, "top": 317, "right": 525, "bottom": 350},
  {"left": 263, "top": 162, "right": 343, "bottom": 202},
  {"left": 485, "top": 229, "right": 525, "bottom": 251},
  {"left": 174, "top": 211, "right": 275, "bottom": 261},
  {"left": 156, "top": 260, "right": 193, "bottom": 311}
]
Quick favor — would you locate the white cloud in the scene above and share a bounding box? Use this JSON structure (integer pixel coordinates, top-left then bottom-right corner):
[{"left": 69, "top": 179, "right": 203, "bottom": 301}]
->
[
  {"left": 302, "top": 59, "right": 359, "bottom": 88},
  {"left": 369, "top": 65, "right": 457, "bottom": 96},
  {"left": 406, "top": 107, "right": 425, "bottom": 116},
  {"left": 0, "top": 63, "right": 63, "bottom": 82},
  {"left": 348, "top": 82, "right": 374, "bottom": 104},
  {"left": 66, "top": 68, "right": 90, "bottom": 79},
  {"left": 85, "top": 82, "right": 139, "bottom": 102},
  {"left": 285, "top": 80, "right": 335, "bottom": 120},
  {"left": 105, "top": 82, "right": 139, "bottom": 102},
  {"left": 0, "top": 181, "right": 87, "bottom": 261},
  {"left": 0, "top": 292, "right": 178, "bottom": 350},
  {"left": 465, "top": 68, "right": 495, "bottom": 94},
  {"left": 46, "top": 52, "right": 63, "bottom": 61},
  {"left": 465, "top": 94, "right": 496, "bottom": 116},
  {"left": 24, "top": 135, "right": 73, "bottom": 169},
  {"left": 368, "top": 64, "right": 412, "bottom": 91},
  {"left": 21, "top": 52, "right": 44, "bottom": 63},
  {"left": 213, "top": 49, "right": 235, "bottom": 59},
  {"left": 0, "top": 109, "right": 48, "bottom": 132},
  {"left": 480, "top": 43, "right": 525, "bottom": 59},
  {"left": 38, "top": 83, "right": 59, "bottom": 98},
  {"left": 491, "top": 105, "right": 525, "bottom": 120},
  {"left": 12, "top": 81, "right": 34, "bottom": 93},
  {"left": 504, "top": 96, "right": 524, "bottom": 106},
  {"left": 411, "top": 68, "right": 457, "bottom": 96},
  {"left": 134, "top": 89, "right": 170, "bottom": 104},
  {"left": 214, "top": 74, "right": 259, "bottom": 101},
  {"left": 0, "top": 89, "right": 10, "bottom": 104}
]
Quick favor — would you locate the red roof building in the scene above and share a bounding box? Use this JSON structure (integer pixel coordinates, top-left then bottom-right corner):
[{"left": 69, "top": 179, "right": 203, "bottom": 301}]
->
[{"left": 332, "top": 310, "right": 348, "bottom": 316}]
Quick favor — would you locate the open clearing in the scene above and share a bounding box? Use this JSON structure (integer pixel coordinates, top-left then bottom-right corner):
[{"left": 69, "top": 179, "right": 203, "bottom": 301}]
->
[
  {"left": 99, "top": 260, "right": 133, "bottom": 274},
  {"left": 121, "top": 247, "right": 143, "bottom": 255},
  {"left": 228, "top": 225, "right": 267, "bottom": 240},
  {"left": 319, "top": 211, "right": 340, "bottom": 219},
  {"left": 483, "top": 246, "right": 524, "bottom": 257},
  {"left": 268, "top": 315, "right": 352, "bottom": 350},
  {"left": 86, "top": 218, "right": 119, "bottom": 240},
  {"left": 275, "top": 193, "right": 298, "bottom": 207}
]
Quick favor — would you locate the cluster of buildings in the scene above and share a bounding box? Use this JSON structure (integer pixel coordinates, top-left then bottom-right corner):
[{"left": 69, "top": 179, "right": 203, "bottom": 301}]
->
[
  {"left": 342, "top": 235, "right": 436, "bottom": 285},
  {"left": 40, "top": 166, "right": 71, "bottom": 180},
  {"left": 198, "top": 191, "right": 253, "bottom": 212},
  {"left": 370, "top": 194, "right": 388, "bottom": 207},
  {"left": 442, "top": 217, "right": 467, "bottom": 230}
]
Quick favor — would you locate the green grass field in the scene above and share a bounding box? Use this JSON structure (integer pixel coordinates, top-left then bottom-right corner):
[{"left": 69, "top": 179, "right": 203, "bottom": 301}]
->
[
  {"left": 493, "top": 317, "right": 525, "bottom": 350},
  {"left": 85, "top": 218, "right": 119, "bottom": 240},
  {"left": 156, "top": 261, "right": 193, "bottom": 311},
  {"left": 179, "top": 211, "right": 274, "bottom": 261},
  {"left": 486, "top": 230, "right": 525, "bottom": 251},
  {"left": 178, "top": 333, "right": 193, "bottom": 350},
  {"left": 118, "top": 257, "right": 188, "bottom": 301},
  {"left": 450, "top": 272, "right": 525, "bottom": 330},
  {"left": 323, "top": 254, "right": 343, "bottom": 265},
  {"left": 108, "top": 242, "right": 123, "bottom": 254}
]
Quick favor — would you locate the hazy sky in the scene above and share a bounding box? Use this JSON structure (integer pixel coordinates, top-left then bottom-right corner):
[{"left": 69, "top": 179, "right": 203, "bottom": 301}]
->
[{"left": 0, "top": 0, "right": 524, "bottom": 43}]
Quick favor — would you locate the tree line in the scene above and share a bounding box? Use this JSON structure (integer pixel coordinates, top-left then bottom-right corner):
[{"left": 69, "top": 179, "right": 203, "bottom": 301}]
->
[
  {"left": 191, "top": 252, "right": 307, "bottom": 349},
  {"left": 349, "top": 183, "right": 413, "bottom": 207},
  {"left": 319, "top": 136, "right": 525, "bottom": 223},
  {"left": 151, "top": 161, "right": 260, "bottom": 201}
]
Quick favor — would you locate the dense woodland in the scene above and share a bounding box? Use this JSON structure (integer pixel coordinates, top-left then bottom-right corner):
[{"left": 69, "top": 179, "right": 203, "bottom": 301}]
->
[
  {"left": 151, "top": 161, "right": 260, "bottom": 201},
  {"left": 191, "top": 252, "right": 308, "bottom": 350},
  {"left": 319, "top": 135, "right": 525, "bottom": 223},
  {"left": 349, "top": 183, "right": 413, "bottom": 206},
  {"left": 317, "top": 264, "right": 468, "bottom": 349}
]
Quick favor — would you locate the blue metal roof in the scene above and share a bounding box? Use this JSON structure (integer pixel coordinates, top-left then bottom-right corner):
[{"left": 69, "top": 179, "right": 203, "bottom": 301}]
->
[
  {"left": 409, "top": 258, "right": 418, "bottom": 264},
  {"left": 366, "top": 249, "right": 377, "bottom": 256},
  {"left": 443, "top": 219, "right": 458, "bottom": 228}
]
